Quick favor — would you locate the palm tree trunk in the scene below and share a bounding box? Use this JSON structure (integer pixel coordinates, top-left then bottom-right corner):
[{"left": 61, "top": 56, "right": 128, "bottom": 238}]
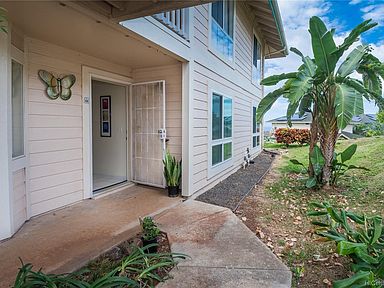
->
[
  {"left": 308, "top": 105, "right": 318, "bottom": 177},
  {"left": 318, "top": 85, "right": 338, "bottom": 187},
  {"left": 319, "top": 126, "right": 338, "bottom": 186}
]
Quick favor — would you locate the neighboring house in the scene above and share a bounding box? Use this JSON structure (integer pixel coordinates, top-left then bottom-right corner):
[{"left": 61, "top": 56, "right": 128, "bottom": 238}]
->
[
  {"left": 0, "top": 0, "right": 287, "bottom": 240},
  {"left": 269, "top": 113, "right": 377, "bottom": 135}
]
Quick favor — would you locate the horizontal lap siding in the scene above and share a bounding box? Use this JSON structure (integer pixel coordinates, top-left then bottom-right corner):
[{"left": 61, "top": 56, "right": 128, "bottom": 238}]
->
[
  {"left": 27, "top": 38, "right": 131, "bottom": 216},
  {"left": 132, "top": 64, "right": 182, "bottom": 159},
  {"left": 190, "top": 2, "right": 263, "bottom": 196},
  {"left": 235, "top": 3, "right": 253, "bottom": 81},
  {"left": 193, "top": 5, "right": 209, "bottom": 48}
]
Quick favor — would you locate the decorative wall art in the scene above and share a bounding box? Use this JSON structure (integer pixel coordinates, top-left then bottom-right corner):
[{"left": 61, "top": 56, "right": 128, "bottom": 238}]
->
[
  {"left": 100, "top": 96, "right": 111, "bottom": 137},
  {"left": 38, "top": 70, "right": 76, "bottom": 100}
]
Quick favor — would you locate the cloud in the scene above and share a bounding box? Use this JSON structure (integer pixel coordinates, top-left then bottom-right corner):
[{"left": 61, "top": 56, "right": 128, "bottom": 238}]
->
[
  {"left": 349, "top": 0, "right": 364, "bottom": 5},
  {"left": 264, "top": 0, "right": 331, "bottom": 124},
  {"left": 361, "top": 4, "right": 384, "bottom": 25}
]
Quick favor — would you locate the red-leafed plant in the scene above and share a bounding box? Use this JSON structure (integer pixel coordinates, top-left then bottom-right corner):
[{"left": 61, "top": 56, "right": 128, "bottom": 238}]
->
[{"left": 274, "top": 128, "right": 310, "bottom": 147}]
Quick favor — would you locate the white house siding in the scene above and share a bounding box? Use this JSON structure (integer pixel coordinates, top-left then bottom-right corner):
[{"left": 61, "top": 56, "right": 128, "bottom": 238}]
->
[
  {"left": 12, "top": 168, "right": 27, "bottom": 233},
  {"left": 26, "top": 38, "right": 131, "bottom": 216},
  {"left": 190, "top": 3, "right": 264, "bottom": 194},
  {"left": 132, "top": 64, "right": 182, "bottom": 159}
]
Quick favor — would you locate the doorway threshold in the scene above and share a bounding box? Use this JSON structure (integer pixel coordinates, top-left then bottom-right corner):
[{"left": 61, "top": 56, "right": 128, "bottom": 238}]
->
[{"left": 93, "top": 181, "right": 135, "bottom": 199}]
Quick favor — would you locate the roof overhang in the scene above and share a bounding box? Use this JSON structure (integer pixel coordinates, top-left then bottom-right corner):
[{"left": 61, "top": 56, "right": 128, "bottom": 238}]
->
[
  {"left": 247, "top": 0, "right": 288, "bottom": 59},
  {"left": 74, "top": 0, "right": 288, "bottom": 59},
  {"left": 74, "top": 0, "right": 214, "bottom": 22}
]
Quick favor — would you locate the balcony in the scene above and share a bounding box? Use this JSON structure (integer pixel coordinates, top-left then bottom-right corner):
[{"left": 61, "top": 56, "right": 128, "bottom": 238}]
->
[{"left": 153, "top": 9, "right": 189, "bottom": 40}]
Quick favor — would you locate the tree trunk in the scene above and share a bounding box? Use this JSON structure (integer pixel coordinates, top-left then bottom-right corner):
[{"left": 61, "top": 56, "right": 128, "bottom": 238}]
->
[
  {"left": 319, "top": 126, "right": 338, "bottom": 186},
  {"left": 308, "top": 105, "right": 318, "bottom": 177},
  {"left": 318, "top": 85, "right": 338, "bottom": 187}
]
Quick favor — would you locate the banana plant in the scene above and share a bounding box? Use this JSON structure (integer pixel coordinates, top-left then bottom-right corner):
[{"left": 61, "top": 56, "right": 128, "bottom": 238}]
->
[
  {"left": 257, "top": 17, "right": 384, "bottom": 186},
  {"left": 290, "top": 143, "right": 369, "bottom": 187},
  {"left": 308, "top": 202, "right": 384, "bottom": 287}
]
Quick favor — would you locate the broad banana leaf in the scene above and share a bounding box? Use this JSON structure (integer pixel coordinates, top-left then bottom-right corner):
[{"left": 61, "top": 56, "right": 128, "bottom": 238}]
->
[
  {"left": 298, "top": 93, "right": 313, "bottom": 117},
  {"left": 260, "top": 72, "right": 297, "bottom": 86},
  {"left": 334, "top": 19, "right": 377, "bottom": 59},
  {"left": 335, "top": 83, "right": 364, "bottom": 130},
  {"left": 337, "top": 45, "right": 367, "bottom": 78},
  {"left": 287, "top": 100, "right": 301, "bottom": 126},
  {"left": 310, "top": 145, "right": 325, "bottom": 176},
  {"left": 256, "top": 87, "right": 286, "bottom": 122},
  {"left": 340, "top": 144, "right": 357, "bottom": 163},
  {"left": 291, "top": 47, "right": 317, "bottom": 77},
  {"left": 309, "top": 16, "right": 338, "bottom": 75},
  {"left": 288, "top": 71, "right": 313, "bottom": 103}
]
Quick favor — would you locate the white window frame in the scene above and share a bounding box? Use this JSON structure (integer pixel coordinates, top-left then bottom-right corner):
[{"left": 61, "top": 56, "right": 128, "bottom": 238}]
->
[
  {"left": 252, "top": 31, "right": 263, "bottom": 87},
  {"left": 251, "top": 103, "right": 261, "bottom": 151},
  {"left": 11, "top": 46, "right": 27, "bottom": 170},
  {"left": 208, "top": 0, "right": 236, "bottom": 68},
  {"left": 208, "top": 87, "right": 234, "bottom": 178}
]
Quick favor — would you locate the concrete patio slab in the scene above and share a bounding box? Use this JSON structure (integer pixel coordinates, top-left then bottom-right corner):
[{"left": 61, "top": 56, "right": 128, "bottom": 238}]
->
[
  {"left": 0, "top": 185, "right": 181, "bottom": 288},
  {"left": 157, "top": 200, "right": 291, "bottom": 288}
]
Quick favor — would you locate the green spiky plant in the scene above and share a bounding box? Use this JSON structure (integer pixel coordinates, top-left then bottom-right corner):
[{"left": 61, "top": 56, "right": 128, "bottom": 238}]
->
[
  {"left": 257, "top": 17, "right": 384, "bottom": 187},
  {"left": 13, "top": 246, "right": 188, "bottom": 288},
  {"left": 163, "top": 151, "right": 181, "bottom": 188}
]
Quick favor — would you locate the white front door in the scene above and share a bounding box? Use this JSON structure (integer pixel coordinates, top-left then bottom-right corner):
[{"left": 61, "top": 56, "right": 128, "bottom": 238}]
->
[{"left": 131, "top": 81, "right": 166, "bottom": 187}]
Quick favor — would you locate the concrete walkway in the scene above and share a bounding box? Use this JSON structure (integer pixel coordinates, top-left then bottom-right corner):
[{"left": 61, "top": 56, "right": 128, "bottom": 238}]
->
[
  {"left": 157, "top": 200, "right": 291, "bottom": 288},
  {"left": 0, "top": 185, "right": 181, "bottom": 287}
]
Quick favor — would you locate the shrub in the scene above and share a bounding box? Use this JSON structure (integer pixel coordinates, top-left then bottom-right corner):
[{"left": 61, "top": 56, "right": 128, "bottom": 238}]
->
[
  {"left": 308, "top": 202, "right": 384, "bottom": 288},
  {"left": 274, "top": 128, "right": 310, "bottom": 146},
  {"left": 354, "top": 123, "right": 384, "bottom": 137},
  {"left": 140, "top": 217, "right": 160, "bottom": 241}
]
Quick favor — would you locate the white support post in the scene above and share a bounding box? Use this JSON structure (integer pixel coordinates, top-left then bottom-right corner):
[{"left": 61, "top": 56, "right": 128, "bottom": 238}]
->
[
  {"left": 0, "top": 11, "right": 13, "bottom": 240},
  {"left": 181, "top": 61, "right": 193, "bottom": 197}
]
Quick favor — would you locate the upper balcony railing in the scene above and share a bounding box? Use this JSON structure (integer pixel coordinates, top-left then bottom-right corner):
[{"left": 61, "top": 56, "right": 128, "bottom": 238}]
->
[{"left": 153, "top": 9, "right": 189, "bottom": 40}]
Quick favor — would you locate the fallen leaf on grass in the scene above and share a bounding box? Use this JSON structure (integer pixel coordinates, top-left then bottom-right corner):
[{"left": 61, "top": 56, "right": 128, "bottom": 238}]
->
[{"left": 323, "top": 278, "right": 332, "bottom": 286}]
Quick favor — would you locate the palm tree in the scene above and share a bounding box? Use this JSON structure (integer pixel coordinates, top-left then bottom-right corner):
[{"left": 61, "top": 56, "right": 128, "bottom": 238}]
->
[{"left": 257, "top": 17, "right": 384, "bottom": 186}]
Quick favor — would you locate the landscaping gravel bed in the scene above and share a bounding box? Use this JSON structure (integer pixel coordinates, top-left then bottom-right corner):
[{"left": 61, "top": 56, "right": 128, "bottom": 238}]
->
[{"left": 196, "top": 151, "right": 276, "bottom": 211}]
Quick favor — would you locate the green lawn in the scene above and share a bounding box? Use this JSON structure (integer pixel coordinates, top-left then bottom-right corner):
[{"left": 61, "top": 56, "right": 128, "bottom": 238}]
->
[
  {"left": 264, "top": 137, "right": 384, "bottom": 213},
  {"left": 258, "top": 137, "right": 384, "bottom": 286}
]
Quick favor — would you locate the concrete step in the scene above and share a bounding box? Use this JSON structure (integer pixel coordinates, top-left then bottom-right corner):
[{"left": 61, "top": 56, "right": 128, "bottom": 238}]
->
[{"left": 157, "top": 200, "right": 291, "bottom": 288}]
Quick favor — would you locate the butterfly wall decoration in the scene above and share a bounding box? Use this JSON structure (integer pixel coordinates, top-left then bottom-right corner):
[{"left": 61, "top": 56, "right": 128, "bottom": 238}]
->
[{"left": 38, "top": 70, "right": 76, "bottom": 100}]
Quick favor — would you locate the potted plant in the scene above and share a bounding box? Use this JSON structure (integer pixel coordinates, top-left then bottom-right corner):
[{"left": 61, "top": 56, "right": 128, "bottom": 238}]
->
[
  {"left": 140, "top": 216, "right": 160, "bottom": 254},
  {"left": 163, "top": 150, "right": 181, "bottom": 197}
]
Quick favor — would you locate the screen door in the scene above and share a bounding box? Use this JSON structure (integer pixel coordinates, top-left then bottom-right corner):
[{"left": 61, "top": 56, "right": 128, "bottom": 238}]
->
[{"left": 131, "top": 81, "right": 166, "bottom": 187}]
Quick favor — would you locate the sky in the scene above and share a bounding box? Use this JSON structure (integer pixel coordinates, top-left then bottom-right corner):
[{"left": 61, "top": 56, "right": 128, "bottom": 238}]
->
[{"left": 263, "top": 0, "right": 384, "bottom": 129}]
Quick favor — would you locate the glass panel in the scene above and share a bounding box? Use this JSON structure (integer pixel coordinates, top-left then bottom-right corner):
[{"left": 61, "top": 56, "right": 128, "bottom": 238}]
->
[
  {"left": 212, "top": 93, "right": 222, "bottom": 140},
  {"left": 211, "top": 17, "right": 234, "bottom": 61},
  {"left": 224, "top": 97, "right": 232, "bottom": 138},
  {"left": 253, "top": 107, "right": 257, "bottom": 134},
  {"left": 256, "top": 136, "right": 260, "bottom": 146},
  {"left": 224, "top": 0, "right": 234, "bottom": 37},
  {"left": 253, "top": 136, "right": 256, "bottom": 148},
  {"left": 224, "top": 142, "right": 232, "bottom": 160},
  {"left": 212, "top": 1, "right": 223, "bottom": 27},
  {"left": 253, "top": 36, "right": 258, "bottom": 67},
  {"left": 212, "top": 144, "right": 222, "bottom": 165},
  {"left": 257, "top": 122, "right": 261, "bottom": 133},
  {"left": 12, "top": 61, "right": 24, "bottom": 158},
  {"left": 252, "top": 36, "right": 262, "bottom": 83}
]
